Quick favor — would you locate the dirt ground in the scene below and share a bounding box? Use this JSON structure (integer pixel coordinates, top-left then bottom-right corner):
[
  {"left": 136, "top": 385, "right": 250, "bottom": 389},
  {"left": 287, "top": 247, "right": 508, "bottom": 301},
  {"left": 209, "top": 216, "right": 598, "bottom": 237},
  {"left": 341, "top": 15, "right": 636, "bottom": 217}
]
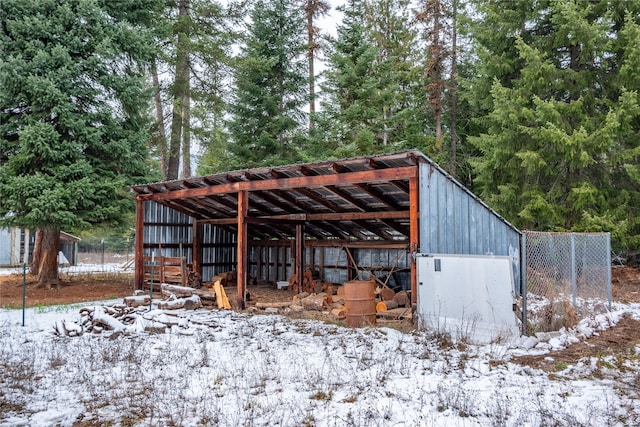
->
[
  {"left": 1, "top": 266, "right": 640, "bottom": 370},
  {"left": 0, "top": 272, "right": 136, "bottom": 308}
]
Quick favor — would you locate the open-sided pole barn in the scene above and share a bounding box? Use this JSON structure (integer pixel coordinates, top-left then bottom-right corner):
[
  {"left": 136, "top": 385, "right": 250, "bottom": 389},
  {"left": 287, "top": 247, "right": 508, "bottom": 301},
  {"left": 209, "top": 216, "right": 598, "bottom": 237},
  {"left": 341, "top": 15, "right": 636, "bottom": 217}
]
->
[{"left": 131, "top": 150, "right": 522, "bottom": 312}]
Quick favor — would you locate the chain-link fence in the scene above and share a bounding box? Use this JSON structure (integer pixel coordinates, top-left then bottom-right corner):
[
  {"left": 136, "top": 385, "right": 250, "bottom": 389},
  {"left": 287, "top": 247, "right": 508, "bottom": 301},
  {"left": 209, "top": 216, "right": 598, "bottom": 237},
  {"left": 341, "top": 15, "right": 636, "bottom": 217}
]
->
[
  {"left": 76, "top": 236, "right": 135, "bottom": 267},
  {"left": 523, "top": 231, "right": 611, "bottom": 333}
]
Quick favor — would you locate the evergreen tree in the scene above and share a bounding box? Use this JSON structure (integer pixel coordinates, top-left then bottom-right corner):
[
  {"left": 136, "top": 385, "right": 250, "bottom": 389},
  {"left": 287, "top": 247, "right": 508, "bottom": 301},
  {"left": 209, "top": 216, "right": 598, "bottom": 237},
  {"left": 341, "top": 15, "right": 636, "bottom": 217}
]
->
[
  {"left": 0, "top": 0, "right": 160, "bottom": 285},
  {"left": 468, "top": 0, "right": 640, "bottom": 248},
  {"left": 314, "top": 0, "right": 426, "bottom": 159},
  {"left": 152, "top": 0, "right": 243, "bottom": 178},
  {"left": 228, "top": 0, "right": 307, "bottom": 168},
  {"left": 305, "top": 0, "right": 331, "bottom": 132}
]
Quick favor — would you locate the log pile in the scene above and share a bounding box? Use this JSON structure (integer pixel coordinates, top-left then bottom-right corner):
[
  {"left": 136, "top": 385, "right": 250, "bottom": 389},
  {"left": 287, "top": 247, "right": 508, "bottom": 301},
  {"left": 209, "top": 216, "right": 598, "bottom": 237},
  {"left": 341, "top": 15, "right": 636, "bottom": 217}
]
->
[
  {"left": 250, "top": 279, "right": 411, "bottom": 323},
  {"left": 52, "top": 304, "right": 194, "bottom": 337},
  {"left": 288, "top": 269, "right": 328, "bottom": 294},
  {"left": 161, "top": 283, "right": 217, "bottom": 306}
]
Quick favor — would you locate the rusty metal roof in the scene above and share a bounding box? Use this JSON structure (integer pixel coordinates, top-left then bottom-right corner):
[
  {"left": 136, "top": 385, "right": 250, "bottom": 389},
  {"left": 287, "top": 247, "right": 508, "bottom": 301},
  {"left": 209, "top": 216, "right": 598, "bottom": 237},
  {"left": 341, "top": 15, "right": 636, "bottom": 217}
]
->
[{"left": 131, "top": 150, "right": 429, "bottom": 242}]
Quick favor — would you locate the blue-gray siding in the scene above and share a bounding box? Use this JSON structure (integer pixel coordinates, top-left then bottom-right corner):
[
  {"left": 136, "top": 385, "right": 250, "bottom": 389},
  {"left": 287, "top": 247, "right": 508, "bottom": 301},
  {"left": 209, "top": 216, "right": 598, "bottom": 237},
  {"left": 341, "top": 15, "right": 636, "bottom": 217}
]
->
[{"left": 419, "top": 162, "right": 522, "bottom": 291}]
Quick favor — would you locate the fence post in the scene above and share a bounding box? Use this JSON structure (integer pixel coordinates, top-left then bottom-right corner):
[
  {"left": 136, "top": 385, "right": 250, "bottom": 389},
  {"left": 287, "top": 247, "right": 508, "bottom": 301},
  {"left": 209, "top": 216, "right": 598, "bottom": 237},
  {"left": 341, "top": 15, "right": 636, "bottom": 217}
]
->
[
  {"left": 570, "top": 233, "right": 577, "bottom": 307},
  {"left": 606, "top": 233, "right": 612, "bottom": 311},
  {"left": 521, "top": 232, "right": 527, "bottom": 335}
]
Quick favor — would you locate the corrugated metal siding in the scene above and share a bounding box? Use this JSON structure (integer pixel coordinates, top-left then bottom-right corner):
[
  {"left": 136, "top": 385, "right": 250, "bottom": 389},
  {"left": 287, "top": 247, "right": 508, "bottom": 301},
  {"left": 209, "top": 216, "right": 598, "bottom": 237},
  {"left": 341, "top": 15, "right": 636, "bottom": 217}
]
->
[
  {"left": 143, "top": 201, "right": 194, "bottom": 258},
  {"left": 419, "top": 163, "right": 522, "bottom": 292},
  {"left": 201, "top": 224, "right": 236, "bottom": 281}
]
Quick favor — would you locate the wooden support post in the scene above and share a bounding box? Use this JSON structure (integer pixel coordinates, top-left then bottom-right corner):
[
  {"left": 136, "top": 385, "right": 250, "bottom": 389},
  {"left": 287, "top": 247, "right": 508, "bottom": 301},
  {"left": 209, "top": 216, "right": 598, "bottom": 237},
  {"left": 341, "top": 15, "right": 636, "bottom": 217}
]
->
[
  {"left": 296, "top": 223, "right": 304, "bottom": 294},
  {"left": 280, "top": 246, "right": 286, "bottom": 280},
  {"left": 237, "top": 190, "right": 248, "bottom": 309},
  {"left": 134, "top": 198, "right": 145, "bottom": 290},
  {"left": 409, "top": 175, "right": 419, "bottom": 304},
  {"left": 257, "top": 246, "right": 263, "bottom": 282},
  {"left": 265, "top": 246, "right": 271, "bottom": 283},
  {"left": 193, "top": 221, "right": 203, "bottom": 281}
]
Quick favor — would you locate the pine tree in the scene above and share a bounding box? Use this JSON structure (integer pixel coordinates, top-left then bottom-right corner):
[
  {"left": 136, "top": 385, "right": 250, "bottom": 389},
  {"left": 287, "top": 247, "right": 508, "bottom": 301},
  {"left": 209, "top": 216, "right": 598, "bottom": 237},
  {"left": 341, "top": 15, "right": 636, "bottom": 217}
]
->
[
  {"left": 0, "top": 0, "right": 160, "bottom": 285},
  {"left": 151, "top": 0, "right": 243, "bottom": 178},
  {"left": 228, "top": 0, "right": 307, "bottom": 168},
  {"left": 305, "top": 0, "right": 331, "bottom": 132},
  {"left": 469, "top": 0, "right": 640, "bottom": 248},
  {"left": 314, "top": 0, "right": 425, "bottom": 159}
]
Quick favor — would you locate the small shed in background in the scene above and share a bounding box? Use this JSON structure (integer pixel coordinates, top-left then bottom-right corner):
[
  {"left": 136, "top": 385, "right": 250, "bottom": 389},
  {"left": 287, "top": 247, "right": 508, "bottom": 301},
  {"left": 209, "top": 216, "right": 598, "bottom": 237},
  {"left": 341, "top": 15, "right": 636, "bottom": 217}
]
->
[
  {"left": 0, "top": 228, "right": 79, "bottom": 267},
  {"left": 131, "top": 150, "right": 523, "bottom": 311}
]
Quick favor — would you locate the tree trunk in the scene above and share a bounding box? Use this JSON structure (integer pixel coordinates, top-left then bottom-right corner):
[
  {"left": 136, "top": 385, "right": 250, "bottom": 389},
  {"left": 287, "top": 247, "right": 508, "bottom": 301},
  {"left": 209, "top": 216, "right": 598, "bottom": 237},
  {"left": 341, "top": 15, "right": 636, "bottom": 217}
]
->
[
  {"left": 449, "top": 0, "right": 458, "bottom": 178},
  {"left": 35, "top": 229, "right": 60, "bottom": 288},
  {"left": 30, "top": 228, "right": 43, "bottom": 276},
  {"left": 181, "top": 80, "right": 192, "bottom": 178},
  {"left": 151, "top": 60, "right": 168, "bottom": 180},
  {"left": 307, "top": 3, "right": 315, "bottom": 131},
  {"left": 167, "top": 0, "right": 191, "bottom": 180}
]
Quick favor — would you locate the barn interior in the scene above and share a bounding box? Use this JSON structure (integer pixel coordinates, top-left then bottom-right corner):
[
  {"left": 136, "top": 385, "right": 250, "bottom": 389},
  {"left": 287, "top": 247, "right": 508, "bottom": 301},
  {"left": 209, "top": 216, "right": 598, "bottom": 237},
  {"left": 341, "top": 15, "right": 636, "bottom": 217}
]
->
[{"left": 130, "top": 151, "right": 422, "bottom": 321}]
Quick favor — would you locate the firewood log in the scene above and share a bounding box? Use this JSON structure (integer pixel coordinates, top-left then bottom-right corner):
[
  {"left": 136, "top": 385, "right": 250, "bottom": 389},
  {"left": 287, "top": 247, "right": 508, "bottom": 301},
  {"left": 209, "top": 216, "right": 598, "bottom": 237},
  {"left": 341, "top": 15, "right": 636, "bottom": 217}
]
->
[
  {"left": 161, "top": 284, "right": 194, "bottom": 298},
  {"left": 301, "top": 293, "right": 328, "bottom": 311},
  {"left": 393, "top": 291, "right": 409, "bottom": 308},
  {"left": 376, "top": 300, "right": 399, "bottom": 313},
  {"left": 332, "top": 295, "right": 345, "bottom": 305},
  {"left": 313, "top": 281, "right": 324, "bottom": 294},
  {"left": 379, "top": 286, "right": 395, "bottom": 302},
  {"left": 124, "top": 295, "right": 150, "bottom": 307},
  {"left": 331, "top": 307, "right": 347, "bottom": 319},
  {"left": 255, "top": 301, "right": 292, "bottom": 309}
]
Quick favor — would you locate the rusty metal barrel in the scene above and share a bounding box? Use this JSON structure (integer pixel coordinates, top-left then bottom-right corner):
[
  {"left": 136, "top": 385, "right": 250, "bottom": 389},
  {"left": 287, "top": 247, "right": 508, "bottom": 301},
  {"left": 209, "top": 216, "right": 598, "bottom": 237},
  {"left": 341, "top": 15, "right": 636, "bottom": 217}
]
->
[{"left": 344, "top": 279, "right": 376, "bottom": 327}]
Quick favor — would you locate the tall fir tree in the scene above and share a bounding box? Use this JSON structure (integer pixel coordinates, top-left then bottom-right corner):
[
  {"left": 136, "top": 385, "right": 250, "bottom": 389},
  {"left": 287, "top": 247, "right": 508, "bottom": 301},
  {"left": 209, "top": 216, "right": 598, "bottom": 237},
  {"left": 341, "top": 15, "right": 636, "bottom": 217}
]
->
[
  {"left": 468, "top": 0, "right": 640, "bottom": 249},
  {"left": 228, "top": 0, "right": 308, "bottom": 168},
  {"left": 151, "top": 0, "right": 243, "bottom": 178},
  {"left": 0, "top": 0, "right": 161, "bottom": 285},
  {"left": 314, "top": 0, "right": 426, "bottom": 160}
]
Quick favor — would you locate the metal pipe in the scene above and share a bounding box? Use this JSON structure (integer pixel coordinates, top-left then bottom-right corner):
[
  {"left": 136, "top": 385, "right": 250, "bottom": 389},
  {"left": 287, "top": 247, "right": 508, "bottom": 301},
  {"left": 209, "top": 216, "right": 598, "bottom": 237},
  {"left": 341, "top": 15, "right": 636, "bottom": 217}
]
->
[{"left": 22, "top": 263, "right": 26, "bottom": 327}]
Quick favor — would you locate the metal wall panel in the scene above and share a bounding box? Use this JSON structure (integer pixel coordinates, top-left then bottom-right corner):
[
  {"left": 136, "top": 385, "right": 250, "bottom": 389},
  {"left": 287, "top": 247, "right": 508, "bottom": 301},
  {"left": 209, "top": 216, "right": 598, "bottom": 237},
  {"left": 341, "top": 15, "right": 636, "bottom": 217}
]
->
[
  {"left": 143, "top": 201, "right": 193, "bottom": 255},
  {"left": 0, "top": 227, "right": 13, "bottom": 266},
  {"left": 419, "top": 163, "right": 523, "bottom": 292}
]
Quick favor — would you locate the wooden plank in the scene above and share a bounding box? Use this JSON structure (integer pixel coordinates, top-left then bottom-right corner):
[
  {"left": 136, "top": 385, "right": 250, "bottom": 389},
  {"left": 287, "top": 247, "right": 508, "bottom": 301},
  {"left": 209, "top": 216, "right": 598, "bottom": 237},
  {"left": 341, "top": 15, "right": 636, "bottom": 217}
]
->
[{"left": 213, "top": 280, "right": 232, "bottom": 309}]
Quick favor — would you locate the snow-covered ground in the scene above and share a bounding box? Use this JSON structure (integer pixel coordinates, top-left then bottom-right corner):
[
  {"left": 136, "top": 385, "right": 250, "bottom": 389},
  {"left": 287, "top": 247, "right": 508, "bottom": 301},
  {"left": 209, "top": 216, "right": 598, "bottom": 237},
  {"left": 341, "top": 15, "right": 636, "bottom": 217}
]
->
[
  {"left": 1, "top": 296, "right": 639, "bottom": 427},
  {"left": 0, "top": 262, "right": 130, "bottom": 277}
]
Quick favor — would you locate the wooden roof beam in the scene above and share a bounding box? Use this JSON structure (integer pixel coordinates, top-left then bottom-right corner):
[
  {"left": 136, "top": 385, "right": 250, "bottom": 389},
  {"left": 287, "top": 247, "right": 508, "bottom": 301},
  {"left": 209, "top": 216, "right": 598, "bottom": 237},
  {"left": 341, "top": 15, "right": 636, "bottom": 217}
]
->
[{"left": 137, "top": 167, "right": 417, "bottom": 201}]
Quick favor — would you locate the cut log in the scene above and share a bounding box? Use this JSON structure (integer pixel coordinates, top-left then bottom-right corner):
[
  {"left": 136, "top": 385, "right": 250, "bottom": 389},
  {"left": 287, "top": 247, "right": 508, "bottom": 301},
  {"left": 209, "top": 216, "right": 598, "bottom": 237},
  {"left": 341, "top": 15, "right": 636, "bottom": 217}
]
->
[
  {"left": 158, "top": 298, "right": 185, "bottom": 310},
  {"left": 393, "top": 291, "right": 410, "bottom": 308},
  {"left": 255, "top": 301, "right": 292, "bottom": 309},
  {"left": 379, "top": 286, "right": 396, "bottom": 302},
  {"left": 192, "top": 288, "right": 217, "bottom": 304},
  {"left": 92, "top": 306, "right": 125, "bottom": 331},
  {"left": 331, "top": 307, "right": 347, "bottom": 319},
  {"left": 292, "top": 292, "right": 310, "bottom": 303},
  {"left": 161, "top": 283, "right": 194, "bottom": 298},
  {"left": 301, "top": 293, "right": 329, "bottom": 311},
  {"left": 184, "top": 295, "right": 202, "bottom": 310},
  {"left": 332, "top": 295, "right": 345, "bottom": 305},
  {"left": 124, "top": 295, "right": 150, "bottom": 307},
  {"left": 336, "top": 286, "right": 345, "bottom": 297},
  {"left": 323, "top": 283, "right": 334, "bottom": 296},
  {"left": 313, "top": 281, "right": 324, "bottom": 294},
  {"left": 376, "top": 300, "right": 399, "bottom": 313}
]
